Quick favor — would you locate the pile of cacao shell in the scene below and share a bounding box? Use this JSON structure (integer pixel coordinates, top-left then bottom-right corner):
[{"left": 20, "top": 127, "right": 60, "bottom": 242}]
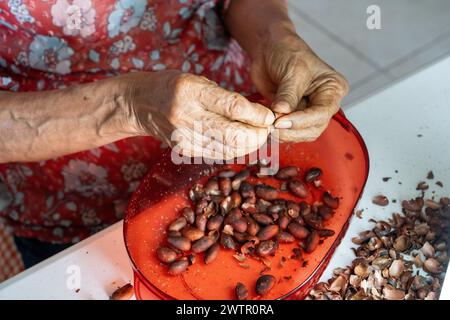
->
[
  {"left": 156, "top": 164, "right": 340, "bottom": 297},
  {"left": 308, "top": 191, "right": 450, "bottom": 300}
]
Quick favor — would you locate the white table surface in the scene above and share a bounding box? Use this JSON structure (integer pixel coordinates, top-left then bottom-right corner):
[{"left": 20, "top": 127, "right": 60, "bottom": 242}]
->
[{"left": 1, "top": 57, "right": 449, "bottom": 300}]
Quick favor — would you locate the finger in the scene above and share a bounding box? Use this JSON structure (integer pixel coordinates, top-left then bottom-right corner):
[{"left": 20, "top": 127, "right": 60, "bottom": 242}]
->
[
  {"left": 274, "top": 77, "right": 346, "bottom": 130},
  {"left": 199, "top": 84, "right": 275, "bottom": 127},
  {"left": 272, "top": 65, "right": 310, "bottom": 114},
  {"left": 273, "top": 123, "right": 328, "bottom": 143},
  {"left": 273, "top": 105, "right": 332, "bottom": 130},
  {"left": 179, "top": 127, "right": 268, "bottom": 160},
  {"left": 172, "top": 111, "right": 270, "bottom": 160}
]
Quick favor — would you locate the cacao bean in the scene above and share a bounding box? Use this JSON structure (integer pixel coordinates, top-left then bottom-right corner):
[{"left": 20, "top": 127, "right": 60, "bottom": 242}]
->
[
  {"left": 255, "top": 275, "right": 276, "bottom": 295},
  {"left": 189, "top": 184, "right": 204, "bottom": 203},
  {"left": 256, "top": 199, "right": 272, "bottom": 213},
  {"left": 318, "top": 205, "right": 333, "bottom": 221},
  {"left": 167, "top": 230, "right": 181, "bottom": 237},
  {"left": 218, "top": 169, "right": 235, "bottom": 178},
  {"left": 231, "top": 218, "right": 248, "bottom": 233},
  {"left": 219, "top": 178, "right": 231, "bottom": 196},
  {"left": 181, "top": 207, "right": 195, "bottom": 224},
  {"left": 277, "top": 231, "right": 295, "bottom": 243},
  {"left": 267, "top": 204, "right": 286, "bottom": 215},
  {"left": 241, "top": 202, "right": 258, "bottom": 214},
  {"left": 195, "top": 199, "right": 208, "bottom": 215},
  {"left": 257, "top": 225, "right": 279, "bottom": 241},
  {"left": 240, "top": 181, "right": 255, "bottom": 198},
  {"left": 230, "top": 191, "right": 242, "bottom": 208},
  {"left": 204, "top": 243, "right": 220, "bottom": 264},
  {"left": 195, "top": 214, "right": 207, "bottom": 232},
  {"left": 275, "top": 166, "right": 299, "bottom": 180},
  {"left": 256, "top": 240, "right": 278, "bottom": 257},
  {"left": 168, "top": 260, "right": 189, "bottom": 275},
  {"left": 305, "top": 167, "right": 322, "bottom": 182},
  {"left": 207, "top": 215, "right": 224, "bottom": 231},
  {"left": 287, "top": 222, "right": 309, "bottom": 239},
  {"left": 304, "top": 214, "right": 324, "bottom": 230},
  {"left": 192, "top": 236, "right": 215, "bottom": 253},
  {"left": 323, "top": 191, "right": 339, "bottom": 209},
  {"left": 233, "top": 232, "right": 249, "bottom": 243},
  {"left": 372, "top": 195, "right": 389, "bottom": 206},
  {"left": 110, "top": 283, "right": 134, "bottom": 300},
  {"left": 225, "top": 208, "right": 243, "bottom": 225},
  {"left": 402, "top": 197, "right": 424, "bottom": 212},
  {"left": 288, "top": 180, "right": 309, "bottom": 198},
  {"left": 219, "top": 196, "right": 232, "bottom": 213},
  {"left": 317, "top": 229, "right": 335, "bottom": 237},
  {"left": 255, "top": 184, "right": 278, "bottom": 201},
  {"left": 181, "top": 227, "right": 204, "bottom": 241},
  {"left": 305, "top": 230, "right": 320, "bottom": 253},
  {"left": 205, "top": 177, "right": 220, "bottom": 195},
  {"left": 286, "top": 201, "right": 300, "bottom": 218},
  {"left": 220, "top": 233, "right": 236, "bottom": 250},
  {"left": 278, "top": 214, "right": 290, "bottom": 230},
  {"left": 156, "top": 247, "right": 177, "bottom": 264},
  {"left": 253, "top": 213, "right": 273, "bottom": 226},
  {"left": 167, "top": 235, "right": 191, "bottom": 251},
  {"left": 168, "top": 217, "right": 187, "bottom": 232},
  {"left": 235, "top": 282, "right": 249, "bottom": 300},
  {"left": 234, "top": 169, "right": 250, "bottom": 182},
  {"left": 246, "top": 216, "right": 260, "bottom": 236},
  {"left": 299, "top": 202, "right": 311, "bottom": 216}
]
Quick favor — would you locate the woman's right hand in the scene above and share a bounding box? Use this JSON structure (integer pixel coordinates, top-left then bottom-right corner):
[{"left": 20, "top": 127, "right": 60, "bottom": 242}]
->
[{"left": 119, "top": 70, "right": 275, "bottom": 160}]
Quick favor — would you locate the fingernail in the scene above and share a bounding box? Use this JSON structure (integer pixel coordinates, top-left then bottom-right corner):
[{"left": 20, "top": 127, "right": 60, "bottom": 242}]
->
[
  {"left": 275, "top": 120, "right": 293, "bottom": 129},
  {"left": 264, "top": 111, "right": 276, "bottom": 126}
]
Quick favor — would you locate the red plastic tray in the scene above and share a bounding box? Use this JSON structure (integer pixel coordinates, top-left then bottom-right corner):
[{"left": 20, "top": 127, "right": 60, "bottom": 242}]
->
[{"left": 124, "top": 99, "right": 369, "bottom": 300}]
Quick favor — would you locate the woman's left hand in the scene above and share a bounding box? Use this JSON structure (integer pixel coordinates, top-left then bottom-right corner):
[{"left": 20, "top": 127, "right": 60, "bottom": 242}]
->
[{"left": 250, "top": 32, "right": 349, "bottom": 142}]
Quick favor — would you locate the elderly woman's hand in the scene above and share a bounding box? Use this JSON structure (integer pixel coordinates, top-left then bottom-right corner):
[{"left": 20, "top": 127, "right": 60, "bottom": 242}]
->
[
  {"left": 122, "top": 70, "right": 275, "bottom": 160},
  {"left": 250, "top": 33, "right": 349, "bottom": 142}
]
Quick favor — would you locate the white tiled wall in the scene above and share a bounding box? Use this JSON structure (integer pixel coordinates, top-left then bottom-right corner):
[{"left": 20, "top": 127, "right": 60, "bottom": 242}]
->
[{"left": 288, "top": 0, "right": 450, "bottom": 106}]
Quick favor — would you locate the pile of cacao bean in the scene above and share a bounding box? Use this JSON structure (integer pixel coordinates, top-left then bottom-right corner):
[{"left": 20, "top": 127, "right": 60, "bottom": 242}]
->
[
  {"left": 307, "top": 185, "right": 449, "bottom": 300},
  {"left": 156, "top": 164, "right": 340, "bottom": 298}
]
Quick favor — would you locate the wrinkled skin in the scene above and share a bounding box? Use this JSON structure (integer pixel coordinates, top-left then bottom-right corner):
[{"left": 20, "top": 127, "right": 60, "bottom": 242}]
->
[
  {"left": 126, "top": 71, "right": 275, "bottom": 160},
  {"left": 251, "top": 33, "right": 349, "bottom": 142}
]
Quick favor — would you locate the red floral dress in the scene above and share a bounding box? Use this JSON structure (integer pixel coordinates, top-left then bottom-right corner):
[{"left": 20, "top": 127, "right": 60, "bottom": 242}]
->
[{"left": 0, "top": 0, "right": 254, "bottom": 243}]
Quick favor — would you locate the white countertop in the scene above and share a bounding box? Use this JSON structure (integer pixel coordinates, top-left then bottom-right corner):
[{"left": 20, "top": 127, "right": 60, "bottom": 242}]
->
[{"left": 1, "top": 57, "right": 450, "bottom": 300}]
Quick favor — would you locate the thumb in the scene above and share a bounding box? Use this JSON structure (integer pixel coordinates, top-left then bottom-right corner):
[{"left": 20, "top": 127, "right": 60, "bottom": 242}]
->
[{"left": 272, "top": 71, "right": 309, "bottom": 114}]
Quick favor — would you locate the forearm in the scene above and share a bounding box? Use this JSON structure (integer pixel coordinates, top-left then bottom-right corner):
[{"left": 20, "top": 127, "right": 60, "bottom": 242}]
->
[
  {"left": 0, "top": 77, "right": 137, "bottom": 163},
  {"left": 225, "top": 0, "right": 302, "bottom": 60}
]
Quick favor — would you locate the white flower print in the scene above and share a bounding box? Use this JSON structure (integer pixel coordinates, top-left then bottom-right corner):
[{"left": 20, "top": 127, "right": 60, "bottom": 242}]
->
[
  {"left": 28, "top": 35, "right": 74, "bottom": 75},
  {"left": 181, "top": 44, "right": 204, "bottom": 74},
  {"left": 8, "top": 0, "right": 35, "bottom": 24},
  {"left": 4, "top": 166, "right": 32, "bottom": 192},
  {"left": 15, "top": 51, "right": 28, "bottom": 66},
  {"left": 62, "top": 160, "right": 116, "bottom": 197},
  {"left": 121, "top": 161, "right": 147, "bottom": 192},
  {"left": 107, "top": 0, "right": 147, "bottom": 38},
  {"left": 51, "top": 0, "right": 96, "bottom": 38},
  {"left": 109, "top": 35, "right": 136, "bottom": 56},
  {"left": 121, "top": 161, "right": 147, "bottom": 182},
  {"left": 0, "top": 177, "right": 13, "bottom": 210},
  {"left": 81, "top": 206, "right": 101, "bottom": 226},
  {"left": 139, "top": 8, "right": 157, "bottom": 32}
]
